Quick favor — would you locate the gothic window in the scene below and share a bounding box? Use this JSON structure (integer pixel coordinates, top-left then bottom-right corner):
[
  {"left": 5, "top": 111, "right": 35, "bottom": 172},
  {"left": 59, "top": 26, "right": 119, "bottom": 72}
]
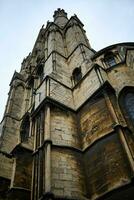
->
[
  {"left": 29, "top": 77, "right": 34, "bottom": 88},
  {"left": 37, "top": 64, "right": 44, "bottom": 84},
  {"left": 72, "top": 67, "right": 82, "bottom": 85},
  {"left": 104, "top": 52, "right": 116, "bottom": 67},
  {"left": 20, "top": 115, "right": 30, "bottom": 142},
  {"left": 119, "top": 88, "right": 134, "bottom": 129},
  {"left": 27, "top": 76, "right": 34, "bottom": 107}
]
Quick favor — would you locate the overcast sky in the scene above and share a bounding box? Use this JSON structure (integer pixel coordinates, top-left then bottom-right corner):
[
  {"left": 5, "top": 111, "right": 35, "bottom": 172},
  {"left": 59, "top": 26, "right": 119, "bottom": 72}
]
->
[{"left": 0, "top": 0, "right": 134, "bottom": 121}]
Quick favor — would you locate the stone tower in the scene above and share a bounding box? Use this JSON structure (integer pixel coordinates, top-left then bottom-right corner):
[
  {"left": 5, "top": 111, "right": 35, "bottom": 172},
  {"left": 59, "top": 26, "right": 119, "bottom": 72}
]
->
[{"left": 0, "top": 8, "right": 134, "bottom": 200}]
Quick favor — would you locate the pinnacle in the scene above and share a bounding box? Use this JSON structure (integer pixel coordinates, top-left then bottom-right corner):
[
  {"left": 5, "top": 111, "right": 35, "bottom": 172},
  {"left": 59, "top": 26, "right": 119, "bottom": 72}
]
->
[{"left": 53, "top": 8, "right": 68, "bottom": 21}]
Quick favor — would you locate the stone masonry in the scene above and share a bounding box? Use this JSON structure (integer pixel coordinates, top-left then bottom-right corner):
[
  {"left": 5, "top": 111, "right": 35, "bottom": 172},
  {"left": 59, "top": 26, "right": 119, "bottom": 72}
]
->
[{"left": 0, "top": 8, "right": 134, "bottom": 200}]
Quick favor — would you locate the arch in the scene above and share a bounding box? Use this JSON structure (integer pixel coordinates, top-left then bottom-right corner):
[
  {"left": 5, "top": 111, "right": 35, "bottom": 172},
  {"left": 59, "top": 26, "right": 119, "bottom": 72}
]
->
[
  {"left": 65, "top": 25, "right": 77, "bottom": 55},
  {"left": 27, "top": 75, "right": 34, "bottom": 89},
  {"left": 55, "top": 31, "right": 65, "bottom": 56},
  {"left": 55, "top": 29, "right": 63, "bottom": 37},
  {"left": 72, "top": 67, "right": 82, "bottom": 85},
  {"left": 20, "top": 113, "right": 30, "bottom": 142},
  {"left": 104, "top": 51, "right": 116, "bottom": 67},
  {"left": 45, "top": 30, "right": 51, "bottom": 40},
  {"left": 46, "top": 27, "right": 63, "bottom": 42},
  {"left": 64, "top": 24, "right": 72, "bottom": 35},
  {"left": 36, "top": 63, "right": 44, "bottom": 84},
  {"left": 64, "top": 18, "right": 82, "bottom": 34},
  {"left": 47, "top": 31, "right": 55, "bottom": 55},
  {"left": 47, "top": 27, "right": 64, "bottom": 56},
  {"left": 14, "top": 82, "right": 25, "bottom": 89},
  {"left": 119, "top": 86, "right": 134, "bottom": 130}
]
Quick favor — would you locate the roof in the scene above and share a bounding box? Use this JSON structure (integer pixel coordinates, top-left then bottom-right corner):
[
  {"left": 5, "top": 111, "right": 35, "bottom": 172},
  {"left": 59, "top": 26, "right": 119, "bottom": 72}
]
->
[{"left": 92, "top": 42, "right": 134, "bottom": 59}]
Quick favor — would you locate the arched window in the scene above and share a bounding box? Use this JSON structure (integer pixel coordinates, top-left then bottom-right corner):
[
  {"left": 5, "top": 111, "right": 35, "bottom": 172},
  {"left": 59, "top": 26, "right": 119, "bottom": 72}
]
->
[
  {"left": 28, "top": 76, "right": 34, "bottom": 88},
  {"left": 119, "top": 87, "right": 134, "bottom": 129},
  {"left": 20, "top": 115, "right": 30, "bottom": 142},
  {"left": 72, "top": 67, "right": 82, "bottom": 85},
  {"left": 119, "top": 87, "right": 134, "bottom": 156},
  {"left": 37, "top": 64, "right": 44, "bottom": 84},
  {"left": 124, "top": 93, "right": 134, "bottom": 124},
  {"left": 104, "top": 52, "right": 116, "bottom": 67},
  {"left": 27, "top": 76, "right": 34, "bottom": 107}
]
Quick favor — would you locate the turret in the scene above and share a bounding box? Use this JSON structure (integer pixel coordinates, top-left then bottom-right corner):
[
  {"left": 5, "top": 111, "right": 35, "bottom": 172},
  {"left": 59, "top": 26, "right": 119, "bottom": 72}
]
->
[{"left": 53, "top": 8, "right": 68, "bottom": 28}]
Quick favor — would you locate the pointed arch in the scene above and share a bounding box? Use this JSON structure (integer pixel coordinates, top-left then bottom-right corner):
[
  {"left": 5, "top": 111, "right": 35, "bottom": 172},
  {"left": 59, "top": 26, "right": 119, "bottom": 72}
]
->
[
  {"left": 104, "top": 51, "right": 117, "bottom": 67},
  {"left": 72, "top": 67, "right": 82, "bottom": 85},
  {"left": 14, "top": 82, "right": 25, "bottom": 89},
  {"left": 118, "top": 86, "right": 134, "bottom": 130},
  {"left": 36, "top": 63, "right": 44, "bottom": 84},
  {"left": 20, "top": 113, "right": 30, "bottom": 142}
]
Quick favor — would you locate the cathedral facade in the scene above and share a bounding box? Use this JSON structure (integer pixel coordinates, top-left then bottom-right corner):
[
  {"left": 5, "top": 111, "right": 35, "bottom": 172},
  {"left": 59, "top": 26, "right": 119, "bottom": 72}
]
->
[{"left": 0, "top": 8, "right": 134, "bottom": 200}]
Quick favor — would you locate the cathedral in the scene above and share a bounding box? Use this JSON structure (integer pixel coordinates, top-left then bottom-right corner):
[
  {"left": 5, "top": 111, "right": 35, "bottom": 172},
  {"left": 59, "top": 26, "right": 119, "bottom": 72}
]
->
[{"left": 1, "top": 8, "right": 134, "bottom": 200}]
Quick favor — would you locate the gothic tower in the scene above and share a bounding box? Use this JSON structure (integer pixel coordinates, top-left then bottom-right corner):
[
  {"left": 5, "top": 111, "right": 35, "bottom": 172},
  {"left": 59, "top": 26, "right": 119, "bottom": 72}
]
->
[{"left": 1, "top": 8, "right": 134, "bottom": 200}]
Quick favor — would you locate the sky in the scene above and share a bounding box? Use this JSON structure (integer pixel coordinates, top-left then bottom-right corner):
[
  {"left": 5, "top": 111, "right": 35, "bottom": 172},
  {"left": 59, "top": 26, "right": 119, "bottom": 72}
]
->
[{"left": 0, "top": 0, "right": 134, "bottom": 121}]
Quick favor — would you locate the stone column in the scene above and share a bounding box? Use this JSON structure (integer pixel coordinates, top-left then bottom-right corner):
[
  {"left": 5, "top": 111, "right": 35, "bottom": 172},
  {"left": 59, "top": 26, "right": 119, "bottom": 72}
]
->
[
  {"left": 25, "top": 87, "right": 30, "bottom": 112},
  {"left": 10, "top": 158, "right": 16, "bottom": 188},
  {"left": 43, "top": 104, "right": 51, "bottom": 193},
  {"left": 31, "top": 120, "right": 37, "bottom": 200},
  {"left": 52, "top": 52, "right": 56, "bottom": 71},
  {"left": 46, "top": 77, "right": 50, "bottom": 97},
  {"left": 29, "top": 117, "right": 33, "bottom": 137},
  {"left": 51, "top": 31, "right": 56, "bottom": 52},
  {"left": 44, "top": 37, "right": 48, "bottom": 59}
]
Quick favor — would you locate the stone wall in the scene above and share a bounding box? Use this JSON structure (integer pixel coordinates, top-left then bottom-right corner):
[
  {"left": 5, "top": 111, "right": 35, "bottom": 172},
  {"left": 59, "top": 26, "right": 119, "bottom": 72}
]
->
[
  {"left": 78, "top": 96, "right": 113, "bottom": 150},
  {"left": 51, "top": 147, "right": 86, "bottom": 199},
  {"left": 51, "top": 107, "right": 80, "bottom": 148},
  {"left": 65, "top": 24, "right": 88, "bottom": 56},
  {"left": 0, "top": 117, "right": 20, "bottom": 152},
  {"left": 49, "top": 79, "right": 74, "bottom": 108},
  {"left": 107, "top": 64, "right": 134, "bottom": 95},
  {"left": 84, "top": 133, "right": 132, "bottom": 200},
  {"left": 0, "top": 120, "right": 4, "bottom": 137},
  {"left": 73, "top": 68, "right": 100, "bottom": 109},
  {"left": 50, "top": 53, "right": 71, "bottom": 87},
  {"left": 12, "top": 148, "right": 32, "bottom": 190},
  {"left": 44, "top": 54, "right": 53, "bottom": 77},
  {"left": 35, "top": 79, "right": 47, "bottom": 110},
  {"left": 0, "top": 153, "right": 13, "bottom": 180},
  {"left": 55, "top": 31, "right": 65, "bottom": 56}
]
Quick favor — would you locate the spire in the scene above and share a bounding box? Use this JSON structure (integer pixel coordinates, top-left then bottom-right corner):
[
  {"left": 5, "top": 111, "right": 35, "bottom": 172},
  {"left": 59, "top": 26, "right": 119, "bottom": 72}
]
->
[{"left": 53, "top": 8, "right": 68, "bottom": 27}]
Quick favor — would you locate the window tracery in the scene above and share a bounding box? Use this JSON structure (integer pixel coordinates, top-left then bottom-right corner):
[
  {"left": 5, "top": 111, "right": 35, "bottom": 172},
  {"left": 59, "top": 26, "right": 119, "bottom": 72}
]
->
[
  {"left": 104, "top": 52, "right": 116, "bottom": 67},
  {"left": 119, "top": 87, "right": 134, "bottom": 130}
]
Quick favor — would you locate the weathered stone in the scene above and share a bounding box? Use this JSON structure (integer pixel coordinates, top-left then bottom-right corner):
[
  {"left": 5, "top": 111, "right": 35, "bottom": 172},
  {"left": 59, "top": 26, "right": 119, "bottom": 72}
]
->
[{"left": 0, "top": 8, "right": 134, "bottom": 200}]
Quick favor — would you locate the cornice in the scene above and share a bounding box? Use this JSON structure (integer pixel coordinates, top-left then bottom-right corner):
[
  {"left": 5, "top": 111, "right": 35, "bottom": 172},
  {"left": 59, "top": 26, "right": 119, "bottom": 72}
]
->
[
  {"left": 92, "top": 42, "right": 134, "bottom": 60},
  {"left": 11, "top": 143, "right": 33, "bottom": 155}
]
